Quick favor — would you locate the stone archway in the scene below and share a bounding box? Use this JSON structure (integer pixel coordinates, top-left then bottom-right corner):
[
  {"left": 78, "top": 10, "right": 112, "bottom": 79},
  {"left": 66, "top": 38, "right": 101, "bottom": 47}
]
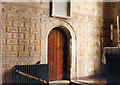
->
[{"left": 43, "top": 20, "right": 77, "bottom": 80}]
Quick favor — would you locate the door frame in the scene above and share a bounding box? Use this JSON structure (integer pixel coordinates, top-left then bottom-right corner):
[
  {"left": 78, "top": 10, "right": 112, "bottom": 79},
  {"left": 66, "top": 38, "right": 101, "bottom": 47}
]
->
[{"left": 45, "top": 23, "right": 77, "bottom": 80}]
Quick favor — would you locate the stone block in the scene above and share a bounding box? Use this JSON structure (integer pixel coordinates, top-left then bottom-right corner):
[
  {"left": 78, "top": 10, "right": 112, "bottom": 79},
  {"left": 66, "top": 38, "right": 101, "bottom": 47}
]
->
[
  {"left": 16, "top": 7, "right": 28, "bottom": 14},
  {"left": 30, "top": 51, "right": 41, "bottom": 57},
  {"left": 2, "top": 39, "right": 6, "bottom": 44},
  {"left": 19, "top": 28, "right": 29, "bottom": 33},
  {"left": 36, "top": 46, "right": 41, "bottom": 51},
  {"left": 36, "top": 23, "right": 41, "bottom": 28},
  {"left": 30, "top": 40, "right": 41, "bottom": 45},
  {"left": 36, "top": 34, "right": 41, "bottom": 40},
  {"left": 19, "top": 51, "right": 29, "bottom": 57},
  {"left": 19, "top": 16, "right": 29, "bottom": 21},
  {"left": 25, "top": 34, "right": 35, "bottom": 39},
  {"left": 31, "top": 28, "right": 40, "bottom": 34},
  {"left": 7, "top": 39, "right": 18, "bottom": 45},
  {"left": 7, "top": 14, "right": 18, "bottom": 21},
  {"left": 7, "top": 27, "right": 18, "bottom": 33},
  {"left": 31, "top": 17, "right": 40, "bottom": 22},
  {"left": 7, "top": 51, "right": 18, "bottom": 57},
  {"left": 4, "top": 5, "right": 16, "bottom": 12},
  {"left": 29, "top": 8, "right": 40, "bottom": 15},
  {"left": 1, "top": 20, "right": 12, "bottom": 26},
  {"left": 2, "top": 14, "right": 6, "bottom": 20},
  {"left": 13, "top": 45, "right": 24, "bottom": 51},
  {"left": 13, "top": 33, "right": 24, "bottom": 39},
  {"left": 1, "top": 51, "right": 6, "bottom": 57},
  {"left": 41, "top": 18, "right": 47, "bottom": 23},
  {"left": 25, "top": 22, "right": 35, "bottom": 28},
  {"left": 19, "top": 39, "right": 29, "bottom": 45},
  {"left": 2, "top": 45, "right": 12, "bottom": 51},
  {"left": 1, "top": 26, "right": 6, "bottom": 32},
  {"left": 2, "top": 33, "right": 12, "bottom": 39},
  {"left": 13, "top": 21, "right": 24, "bottom": 27},
  {"left": 25, "top": 45, "right": 34, "bottom": 51}
]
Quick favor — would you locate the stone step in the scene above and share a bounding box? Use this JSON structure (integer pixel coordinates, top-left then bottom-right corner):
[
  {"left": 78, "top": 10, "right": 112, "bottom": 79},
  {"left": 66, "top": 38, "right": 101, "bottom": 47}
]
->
[
  {"left": 49, "top": 80, "right": 87, "bottom": 85},
  {"left": 49, "top": 80, "right": 70, "bottom": 85},
  {"left": 49, "top": 83, "right": 69, "bottom": 85}
]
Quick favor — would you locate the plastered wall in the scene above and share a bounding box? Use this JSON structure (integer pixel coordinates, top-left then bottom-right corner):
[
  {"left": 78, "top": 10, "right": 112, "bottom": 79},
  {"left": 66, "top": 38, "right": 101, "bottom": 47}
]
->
[{"left": 72, "top": 2, "right": 104, "bottom": 79}]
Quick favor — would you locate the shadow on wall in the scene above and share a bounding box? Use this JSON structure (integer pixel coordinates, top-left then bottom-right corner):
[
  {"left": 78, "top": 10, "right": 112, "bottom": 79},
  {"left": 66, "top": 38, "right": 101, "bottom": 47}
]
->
[
  {"left": 2, "top": 69, "right": 13, "bottom": 83},
  {"left": 99, "top": 2, "right": 113, "bottom": 78},
  {"left": 103, "top": 2, "right": 115, "bottom": 47}
]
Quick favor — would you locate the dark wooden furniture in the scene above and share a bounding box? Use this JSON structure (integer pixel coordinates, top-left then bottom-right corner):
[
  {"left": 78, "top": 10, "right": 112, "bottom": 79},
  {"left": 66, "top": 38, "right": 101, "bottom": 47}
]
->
[
  {"left": 12, "top": 64, "right": 49, "bottom": 84},
  {"left": 104, "top": 47, "right": 120, "bottom": 83}
]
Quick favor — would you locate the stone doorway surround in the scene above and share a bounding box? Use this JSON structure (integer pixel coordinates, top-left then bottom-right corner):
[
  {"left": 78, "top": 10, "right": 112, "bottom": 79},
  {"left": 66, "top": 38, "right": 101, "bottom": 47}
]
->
[{"left": 41, "top": 19, "right": 77, "bottom": 80}]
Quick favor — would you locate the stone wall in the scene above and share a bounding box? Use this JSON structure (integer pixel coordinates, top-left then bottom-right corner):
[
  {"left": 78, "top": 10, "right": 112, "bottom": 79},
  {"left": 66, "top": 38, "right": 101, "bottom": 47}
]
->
[
  {"left": 1, "top": 2, "right": 44, "bottom": 83},
  {"left": 1, "top": 2, "right": 106, "bottom": 83}
]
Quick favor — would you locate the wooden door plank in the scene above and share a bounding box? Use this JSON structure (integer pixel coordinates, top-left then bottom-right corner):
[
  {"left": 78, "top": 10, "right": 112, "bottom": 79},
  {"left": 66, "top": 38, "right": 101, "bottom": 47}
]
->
[
  {"left": 59, "top": 31, "right": 62, "bottom": 80},
  {"left": 59, "top": 30, "right": 62, "bottom": 80},
  {"left": 51, "top": 30, "right": 54, "bottom": 80},
  {"left": 52, "top": 29, "right": 57, "bottom": 80},
  {"left": 60, "top": 31, "right": 64, "bottom": 79},
  {"left": 56, "top": 30, "right": 60, "bottom": 80},
  {"left": 48, "top": 30, "right": 52, "bottom": 80}
]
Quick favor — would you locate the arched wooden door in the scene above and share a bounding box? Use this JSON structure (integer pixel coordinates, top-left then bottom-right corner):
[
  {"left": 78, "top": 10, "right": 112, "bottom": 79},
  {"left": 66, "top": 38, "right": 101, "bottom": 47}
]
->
[{"left": 48, "top": 27, "right": 69, "bottom": 81}]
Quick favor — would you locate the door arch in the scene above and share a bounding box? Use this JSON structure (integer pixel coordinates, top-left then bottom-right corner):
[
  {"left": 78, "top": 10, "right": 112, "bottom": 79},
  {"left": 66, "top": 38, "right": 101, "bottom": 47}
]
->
[{"left": 48, "top": 27, "right": 70, "bottom": 81}]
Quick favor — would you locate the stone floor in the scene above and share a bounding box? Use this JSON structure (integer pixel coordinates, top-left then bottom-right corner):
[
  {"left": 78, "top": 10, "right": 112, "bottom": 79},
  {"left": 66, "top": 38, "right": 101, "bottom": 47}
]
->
[{"left": 49, "top": 79, "right": 107, "bottom": 85}]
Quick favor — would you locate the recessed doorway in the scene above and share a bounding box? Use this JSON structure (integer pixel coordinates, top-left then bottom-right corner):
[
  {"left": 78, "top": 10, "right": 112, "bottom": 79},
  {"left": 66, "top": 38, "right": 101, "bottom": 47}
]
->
[{"left": 48, "top": 27, "right": 70, "bottom": 81}]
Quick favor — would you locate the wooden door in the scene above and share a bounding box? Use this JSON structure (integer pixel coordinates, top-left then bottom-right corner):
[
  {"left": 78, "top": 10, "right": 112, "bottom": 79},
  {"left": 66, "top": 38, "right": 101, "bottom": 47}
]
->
[{"left": 48, "top": 28, "right": 68, "bottom": 81}]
